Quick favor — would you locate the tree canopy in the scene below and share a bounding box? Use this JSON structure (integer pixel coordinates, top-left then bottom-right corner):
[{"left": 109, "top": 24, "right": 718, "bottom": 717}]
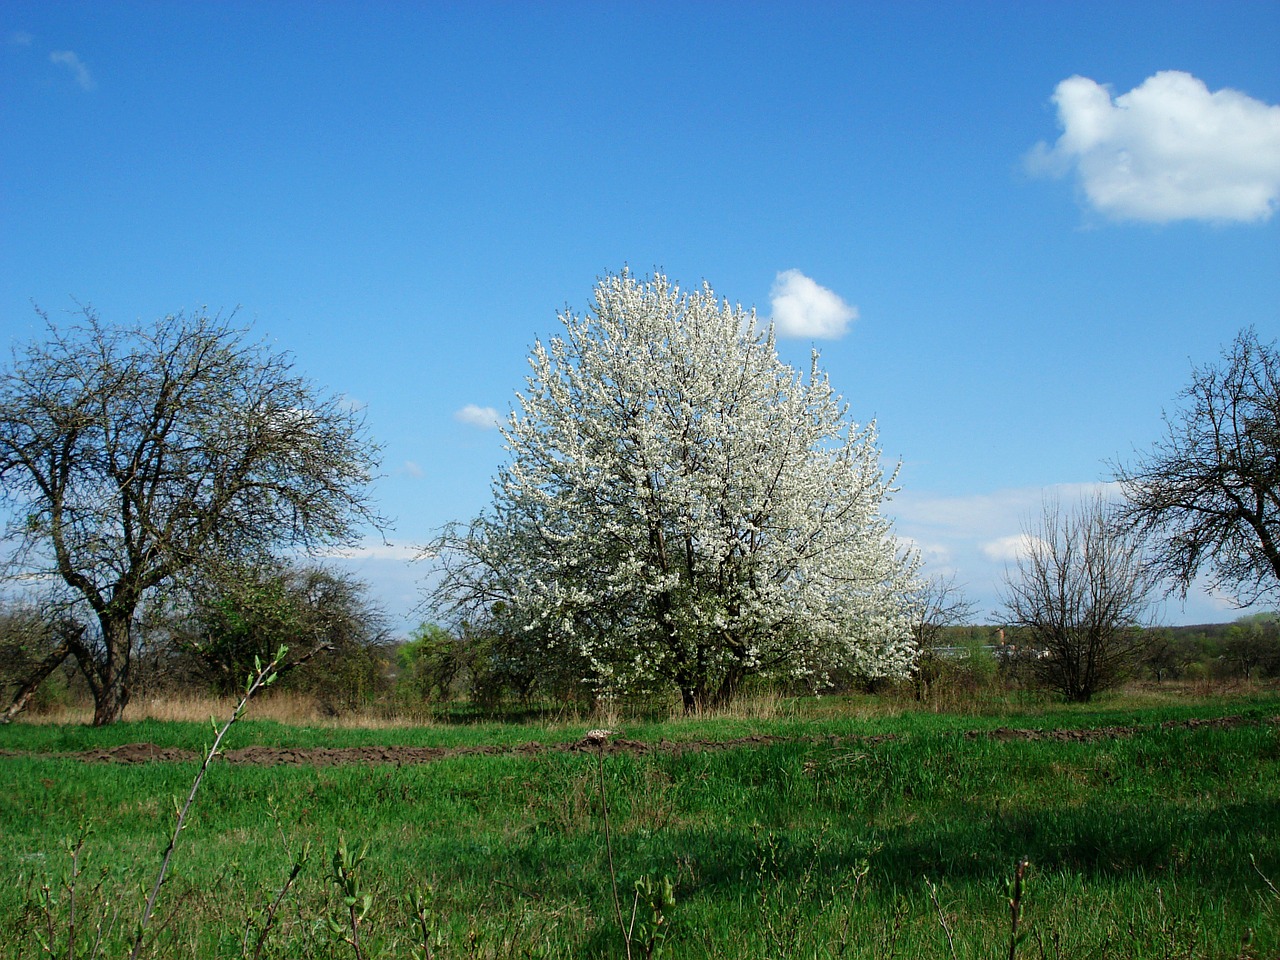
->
[
  {"left": 1113, "top": 327, "right": 1280, "bottom": 607},
  {"left": 0, "top": 307, "right": 383, "bottom": 723},
  {"left": 169, "top": 561, "right": 391, "bottom": 708},
  {"left": 429, "top": 270, "right": 919, "bottom": 709}
]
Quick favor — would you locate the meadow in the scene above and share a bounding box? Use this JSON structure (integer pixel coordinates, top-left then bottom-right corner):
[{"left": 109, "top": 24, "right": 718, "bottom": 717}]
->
[{"left": 1, "top": 687, "right": 1277, "bottom": 959}]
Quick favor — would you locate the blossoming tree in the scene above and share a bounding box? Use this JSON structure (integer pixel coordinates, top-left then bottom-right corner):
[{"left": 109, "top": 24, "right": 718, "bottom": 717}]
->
[{"left": 430, "top": 271, "right": 918, "bottom": 709}]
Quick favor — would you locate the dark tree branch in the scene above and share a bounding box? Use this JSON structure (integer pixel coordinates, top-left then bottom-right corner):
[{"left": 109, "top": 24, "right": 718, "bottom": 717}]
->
[
  {"left": 0, "top": 307, "right": 384, "bottom": 723},
  {"left": 1113, "top": 328, "right": 1279, "bottom": 607}
]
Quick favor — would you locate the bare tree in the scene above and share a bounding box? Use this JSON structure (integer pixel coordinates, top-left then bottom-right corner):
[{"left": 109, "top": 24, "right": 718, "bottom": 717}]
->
[
  {"left": 0, "top": 600, "right": 82, "bottom": 715},
  {"left": 909, "top": 573, "right": 976, "bottom": 701},
  {"left": 999, "top": 494, "right": 1156, "bottom": 702},
  {"left": 0, "top": 308, "right": 383, "bottom": 724},
  {"left": 1139, "top": 629, "right": 1196, "bottom": 683},
  {"left": 1113, "top": 327, "right": 1280, "bottom": 607}
]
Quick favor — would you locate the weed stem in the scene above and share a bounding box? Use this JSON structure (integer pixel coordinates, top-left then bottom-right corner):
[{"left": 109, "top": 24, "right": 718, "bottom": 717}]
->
[{"left": 128, "top": 647, "right": 289, "bottom": 960}]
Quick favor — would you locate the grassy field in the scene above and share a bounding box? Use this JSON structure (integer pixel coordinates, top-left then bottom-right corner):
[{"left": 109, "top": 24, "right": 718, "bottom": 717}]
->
[{"left": 1, "top": 688, "right": 1277, "bottom": 959}]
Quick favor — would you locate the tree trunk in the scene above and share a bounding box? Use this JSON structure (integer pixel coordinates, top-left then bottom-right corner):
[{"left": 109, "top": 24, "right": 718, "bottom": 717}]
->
[
  {"left": 0, "top": 641, "right": 73, "bottom": 723},
  {"left": 712, "top": 666, "right": 745, "bottom": 709},
  {"left": 679, "top": 685, "right": 697, "bottom": 714},
  {"left": 91, "top": 662, "right": 131, "bottom": 726},
  {"left": 89, "top": 614, "right": 134, "bottom": 726},
  {"left": 677, "top": 671, "right": 713, "bottom": 714}
]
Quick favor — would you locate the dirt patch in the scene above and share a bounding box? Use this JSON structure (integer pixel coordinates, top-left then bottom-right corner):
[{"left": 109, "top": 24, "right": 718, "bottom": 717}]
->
[
  {"left": 78, "top": 743, "right": 195, "bottom": 764},
  {"left": 0, "top": 713, "right": 1271, "bottom": 767},
  {"left": 973, "top": 714, "right": 1276, "bottom": 743}
]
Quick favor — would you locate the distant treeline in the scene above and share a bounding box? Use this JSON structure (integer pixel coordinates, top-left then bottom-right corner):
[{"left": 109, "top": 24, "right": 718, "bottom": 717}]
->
[
  {"left": 5, "top": 601, "right": 1278, "bottom": 721},
  {"left": 932, "top": 614, "right": 1280, "bottom": 684}
]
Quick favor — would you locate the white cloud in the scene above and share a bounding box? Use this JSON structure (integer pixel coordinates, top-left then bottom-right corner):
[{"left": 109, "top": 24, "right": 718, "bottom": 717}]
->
[
  {"left": 768, "top": 270, "right": 857, "bottom": 339},
  {"left": 981, "top": 533, "right": 1043, "bottom": 563},
  {"left": 339, "top": 393, "right": 367, "bottom": 412},
  {"left": 890, "top": 482, "right": 1117, "bottom": 620},
  {"left": 454, "top": 404, "right": 501, "bottom": 429},
  {"left": 1028, "top": 71, "right": 1280, "bottom": 223},
  {"left": 49, "top": 50, "right": 94, "bottom": 91},
  {"left": 889, "top": 480, "right": 1236, "bottom": 623},
  {"left": 898, "top": 535, "right": 960, "bottom": 578},
  {"left": 328, "top": 539, "right": 421, "bottom": 563},
  {"left": 893, "top": 483, "right": 1112, "bottom": 541},
  {"left": 9, "top": 31, "right": 34, "bottom": 46}
]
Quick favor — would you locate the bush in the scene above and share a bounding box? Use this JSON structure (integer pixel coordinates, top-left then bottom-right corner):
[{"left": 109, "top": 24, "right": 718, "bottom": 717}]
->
[{"left": 397, "top": 623, "right": 470, "bottom": 703}]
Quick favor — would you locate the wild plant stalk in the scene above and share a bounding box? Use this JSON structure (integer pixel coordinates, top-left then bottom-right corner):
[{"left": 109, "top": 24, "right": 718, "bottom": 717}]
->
[
  {"left": 244, "top": 843, "right": 309, "bottom": 960},
  {"left": 32, "top": 824, "right": 98, "bottom": 960},
  {"left": 326, "top": 835, "right": 373, "bottom": 960},
  {"left": 627, "top": 874, "right": 675, "bottom": 960},
  {"left": 925, "top": 877, "right": 957, "bottom": 960},
  {"left": 66, "top": 827, "right": 84, "bottom": 960},
  {"left": 128, "top": 646, "right": 289, "bottom": 960},
  {"left": 1250, "top": 853, "right": 1280, "bottom": 901},
  {"left": 1008, "top": 857, "right": 1030, "bottom": 960},
  {"left": 830, "top": 858, "right": 870, "bottom": 957},
  {"left": 591, "top": 734, "right": 631, "bottom": 960},
  {"left": 243, "top": 798, "right": 312, "bottom": 960},
  {"left": 884, "top": 895, "right": 909, "bottom": 959},
  {"left": 626, "top": 887, "right": 642, "bottom": 951},
  {"left": 758, "top": 829, "right": 827, "bottom": 953},
  {"left": 408, "top": 888, "right": 436, "bottom": 960}
]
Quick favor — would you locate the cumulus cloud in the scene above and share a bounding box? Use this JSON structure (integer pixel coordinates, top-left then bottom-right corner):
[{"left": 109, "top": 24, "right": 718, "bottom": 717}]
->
[
  {"left": 890, "top": 482, "right": 1121, "bottom": 620},
  {"left": 898, "top": 536, "right": 959, "bottom": 577},
  {"left": 981, "top": 533, "right": 1044, "bottom": 563},
  {"left": 50, "top": 49, "right": 94, "bottom": 90},
  {"left": 454, "top": 404, "right": 501, "bottom": 429},
  {"left": 768, "top": 270, "right": 858, "bottom": 339},
  {"left": 1028, "top": 70, "right": 1280, "bottom": 223}
]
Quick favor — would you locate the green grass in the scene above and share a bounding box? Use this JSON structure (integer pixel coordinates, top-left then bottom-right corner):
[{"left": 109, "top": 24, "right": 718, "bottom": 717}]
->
[
  {"left": 3, "top": 686, "right": 1272, "bottom": 752},
  {"left": 1, "top": 690, "right": 1277, "bottom": 958}
]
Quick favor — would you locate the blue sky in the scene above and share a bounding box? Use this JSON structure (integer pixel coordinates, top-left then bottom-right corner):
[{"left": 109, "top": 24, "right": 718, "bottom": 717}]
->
[{"left": 3, "top": 1, "right": 1278, "bottom": 632}]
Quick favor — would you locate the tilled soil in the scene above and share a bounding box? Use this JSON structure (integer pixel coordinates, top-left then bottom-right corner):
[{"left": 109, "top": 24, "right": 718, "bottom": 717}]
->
[{"left": 1, "top": 714, "right": 1273, "bottom": 767}]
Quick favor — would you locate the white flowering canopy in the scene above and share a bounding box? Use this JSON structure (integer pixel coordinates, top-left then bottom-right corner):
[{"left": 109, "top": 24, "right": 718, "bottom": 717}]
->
[{"left": 431, "top": 270, "right": 919, "bottom": 708}]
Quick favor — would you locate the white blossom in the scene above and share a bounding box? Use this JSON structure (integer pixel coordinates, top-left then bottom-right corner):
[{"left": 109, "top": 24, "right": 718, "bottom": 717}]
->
[{"left": 430, "top": 270, "right": 919, "bottom": 708}]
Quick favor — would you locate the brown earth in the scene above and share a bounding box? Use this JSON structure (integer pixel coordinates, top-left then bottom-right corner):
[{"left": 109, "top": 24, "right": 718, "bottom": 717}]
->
[{"left": 0, "top": 714, "right": 1273, "bottom": 767}]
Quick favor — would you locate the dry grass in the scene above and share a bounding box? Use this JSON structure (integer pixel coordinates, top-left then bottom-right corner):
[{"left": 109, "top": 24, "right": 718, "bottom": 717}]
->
[
  {"left": 662, "top": 686, "right": 808, "bottom": 722},
  {"left": 17, "top": 690, "right": 441, "bottom": 728},
  {"left": 15, "top": 676, "right": 1275, "bottom": 728}
]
